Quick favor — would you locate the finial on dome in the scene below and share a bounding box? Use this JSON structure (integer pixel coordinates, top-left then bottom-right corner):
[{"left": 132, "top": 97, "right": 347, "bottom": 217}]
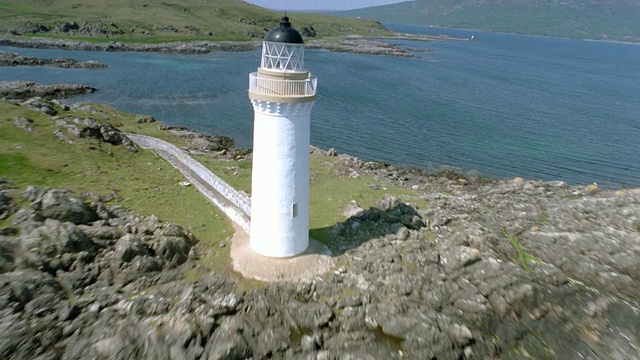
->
[
  {"left": 280, "top": 15, "right": 291, "bottom": 28},
  {"left": 264, "top": 15, "right": 303, "bottom": 43}
]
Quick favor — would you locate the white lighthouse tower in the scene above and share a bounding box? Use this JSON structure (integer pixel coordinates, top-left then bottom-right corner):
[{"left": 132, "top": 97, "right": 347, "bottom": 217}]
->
[{"left": 248, "top": 17, "right": 318, "bottom": 258}]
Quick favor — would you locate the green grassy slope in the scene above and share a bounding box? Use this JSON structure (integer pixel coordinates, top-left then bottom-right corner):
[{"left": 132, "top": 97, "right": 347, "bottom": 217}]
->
[
  {"left": 0, "top": 100, "right": 237, "bottom": 274},
  {"left": 0, "top": 0, "right": 390, "bottom": 43},
  {"left": 193, "top": 152, "right": 421, "bottom": 245},
  {"left": 334, "top": 0, "right": 640, "bottom": 42},
  {"left": 1, "top": 99, "right": 421, "bottom": 274}
]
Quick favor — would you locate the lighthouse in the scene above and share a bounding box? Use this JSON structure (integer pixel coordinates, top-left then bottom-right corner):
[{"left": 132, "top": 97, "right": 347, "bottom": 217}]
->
[{"left": 248, "top": 17, "right": 318, "bottom": 257}]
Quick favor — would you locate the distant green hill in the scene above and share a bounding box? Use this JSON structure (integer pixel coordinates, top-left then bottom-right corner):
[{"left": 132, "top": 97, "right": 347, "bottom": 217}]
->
[
  {"left": 334, "top": 0, "right": 640, "bottom": 42},
  {"left": 0, "top": 0, "right": 390, "bottom": 43}
]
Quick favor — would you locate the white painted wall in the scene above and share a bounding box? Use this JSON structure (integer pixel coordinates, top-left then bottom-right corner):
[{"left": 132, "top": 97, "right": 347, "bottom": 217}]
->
[{"left": 250, "top": 101, "right": 314, "bottom": 257}]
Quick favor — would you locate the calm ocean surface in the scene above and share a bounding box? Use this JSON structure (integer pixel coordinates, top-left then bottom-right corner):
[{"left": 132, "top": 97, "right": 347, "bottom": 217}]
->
[{"left": 1, "top": 23, "right": 639, "bottom": 188}]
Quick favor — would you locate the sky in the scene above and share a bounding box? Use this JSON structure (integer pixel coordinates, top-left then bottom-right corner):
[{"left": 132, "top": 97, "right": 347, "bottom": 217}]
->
[{"left": 244, "top": 0, "right": 410, "bottom": 11}]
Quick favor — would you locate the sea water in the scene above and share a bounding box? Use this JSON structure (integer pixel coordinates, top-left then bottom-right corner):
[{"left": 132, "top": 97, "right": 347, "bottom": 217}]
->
[{"left": 1, "top": 24, "right": 639, "bottom": 188}]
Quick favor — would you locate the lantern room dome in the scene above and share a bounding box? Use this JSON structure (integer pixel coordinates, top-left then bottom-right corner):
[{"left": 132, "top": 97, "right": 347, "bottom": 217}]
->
[{"left": 265, "top": 16, "right": 304, "bottom": 44}]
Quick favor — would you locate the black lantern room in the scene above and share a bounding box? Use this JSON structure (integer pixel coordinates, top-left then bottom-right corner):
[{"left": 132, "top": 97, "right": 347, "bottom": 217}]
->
[{"left": 261, "top": 17, "right": 306, "bottom": 71}]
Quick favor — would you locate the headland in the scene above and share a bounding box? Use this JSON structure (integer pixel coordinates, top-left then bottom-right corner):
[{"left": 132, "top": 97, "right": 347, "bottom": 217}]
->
[{"left": 1, "top": 81, "right": 639, "bottom": 358}]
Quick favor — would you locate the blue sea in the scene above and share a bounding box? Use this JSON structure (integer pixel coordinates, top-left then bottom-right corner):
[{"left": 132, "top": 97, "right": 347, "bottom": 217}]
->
[{"left": 1, "top": 23, "right": 639, "bottom": 188}]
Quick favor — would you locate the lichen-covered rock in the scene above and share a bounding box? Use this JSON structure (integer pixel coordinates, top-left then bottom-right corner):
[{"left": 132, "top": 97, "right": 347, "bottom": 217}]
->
[
  {"left": 150, "top": 236, "right": 191, "bottom": 268},
  {"left": 0, "top": 171, "right": 639, "bottom": 359},
  {"left": 0, "top": 190, "right": 14, "bottom": 220},
  {"left": 159, "top": 123, "right": 235, "bottom": 153},
  {"left": 0, "top": 81, "right": 97, "bottom": 101},
  {"left": 0, "top": 51, "right": 107, "bottom": 68},
  {"left": 29, "top": 188, "right": 98, "bottom": 224},
  {"left": 99, "top": 123, "right": 135, "bottom": 148},
  {"left": 42, "top": 218, "right": 98, "bottom": 254},
  {"left": 203, "top": 316, "right": 253, "bottom": 360},
  {"left": 71, "top": 120, "right": 138, "bottom": 151},
  {"left": 113, "top": 233, "right": 150, "bottom": 264},
  {"left": 13, "top": 116, "right": 33, "bottom": 132}
]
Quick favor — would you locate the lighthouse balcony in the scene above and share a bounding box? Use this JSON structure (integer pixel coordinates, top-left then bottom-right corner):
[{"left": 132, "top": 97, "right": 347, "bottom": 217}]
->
[{"left": 249, "top": 72, "right": 317, "bottom": 101}]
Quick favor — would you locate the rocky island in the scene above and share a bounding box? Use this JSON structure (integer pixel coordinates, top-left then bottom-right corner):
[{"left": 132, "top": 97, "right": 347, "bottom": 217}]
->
[
  {"left": 0, "top": 51, "right": 107, "bottom": 68},
  {"left": 0, "top": 80, "right": 98, "bottom": 101},
  {"left": 1, "top": 91, "right": 639, "bottom": 359}
]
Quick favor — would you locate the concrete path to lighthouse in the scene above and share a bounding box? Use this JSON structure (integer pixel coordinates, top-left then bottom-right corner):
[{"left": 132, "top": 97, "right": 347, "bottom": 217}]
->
[
  {"left": 127, "top": 134, "right": 335, "bottom": 282},
  {"left": 126, "top": 134, "right": 251, "bottom": 232}
]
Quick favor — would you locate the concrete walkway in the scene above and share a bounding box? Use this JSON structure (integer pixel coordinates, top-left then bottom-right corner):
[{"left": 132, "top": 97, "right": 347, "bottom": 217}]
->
[
  {"left": 127, "top": 134, "right": 251, "bottom": 232},
  {"left": 127, "top": 133, "right": 334, "bottom": 282}
]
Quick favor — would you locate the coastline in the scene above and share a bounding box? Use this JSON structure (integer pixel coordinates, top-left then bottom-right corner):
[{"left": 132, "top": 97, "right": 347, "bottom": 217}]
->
[
  {"left": 0, "top": 50, "right": 107, "bottom": 68},
  {"left": 0, "top": 80, "right": 98, "bottom": 100},
  {"left": 0, "top": 78, "right": 609, "bottom": 192},
  {"left": 384, "top": 22, "right": 640, "bottom": 45},
  {"left": 0, "top": 79, "right": 487, "bottom": 188},
  {"left": 0, "top": 36, "right": 258, "bottom": 55},
  {"left": 2, "top": 91, "right": 640, "bottom": 358},
  {"left": 0, "top": 32, "right": 470, "bottom": 57}
]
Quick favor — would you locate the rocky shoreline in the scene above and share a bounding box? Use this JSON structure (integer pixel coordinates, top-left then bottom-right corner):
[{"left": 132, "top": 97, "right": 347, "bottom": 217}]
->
[
  {"left": 0, "top": 80, "right": 97, "bottom": 101},
  {"left": 306, "top": 34, "right": 471, "bottom": 57},
  {"left": 0, "top": 51, "right": 107, "bottom": 68},
  {"left": 0, "top": 37, "right": 258, "bottom": 55},
  {"left": 0, "top": 32, "right": 467, "bottom": 57},
  {"left": 2, "top": 96, "right": 640, "bottom": 358},
  {"left": 2, "top": 160, "right": 640, "bottom": 359},
  {"left": 306, "top": 36, "right": 422, "bottom": 58}
]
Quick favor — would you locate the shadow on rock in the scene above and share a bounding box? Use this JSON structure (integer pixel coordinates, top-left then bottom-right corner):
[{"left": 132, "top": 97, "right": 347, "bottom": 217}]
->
[{"left": 310, "top": 196, "right": 425, "bottom": 256}]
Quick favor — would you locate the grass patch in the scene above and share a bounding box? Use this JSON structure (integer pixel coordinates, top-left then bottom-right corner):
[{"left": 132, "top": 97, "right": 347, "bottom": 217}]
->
[
  {"left": 540, "top": 212, "right": 550, "bottom": 224},
  {"left": 422, "top": 230, "right": 438, "bottom": 243},
  {"left": 72, "top": 103, "right": 191, "bottom": 147},
  {"left": 197, "top": 151, "right": 421, "bottom": 246},
  {"left": 1, "top": 98, "right": 430, "bottom": 287},
  {"left": 307, "top": 155, "right": 417, "bottom": 244},
  {"left": 507, "top": 324, "right": 556, "bottom": 358},
  {"left": 0, "top": 100, "right": 233, "bottom": 273},
  {"left": 567, "top": 277, "right": 599, "bottom": 294},
  {"left": 194, "top": 155, "right": 252, "bottom": 194},
  {"left": 0, "top": 0, "right": 391, "bottom": 43},
  {"left": 502, "top": 228, "right": 542, "bottom": 272}
]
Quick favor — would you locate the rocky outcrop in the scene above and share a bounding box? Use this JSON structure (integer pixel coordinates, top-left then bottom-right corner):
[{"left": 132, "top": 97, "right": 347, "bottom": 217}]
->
[
  {"left": 2, "top": 102, "right": 639, "bottom": 357},
  {"left": 158, "top": 123, "right": 235, "bottom": 152},
  {"left": 156, "top": 122, "right": 251, "bottom": 160},
  {"left": 0, "top": 180, "right": 15, "bottom": 221},
  {"left": 13, "top": 116, "right": 33, "bottom": 132},
  {"left": 0, "top": 187, "right": 202, "bottom": 358},
  {"left": 1, "top": 34, "right": 451, "bottom": 57},
  {"left": 9, "top": 20, "right": 125, "bottom": 38},
  {"left": 307, "top": 36, "right": 420, "bottom": 57},
  {"left": 0, "top": 81, "right": 97, "bottom": 101},
  {"left": 310, "top": 149, "right": 640, "bottom": 358},
  {"left": 0, "top": 37, "right": 257, "bottom": 54},
  {"left": 5, "top": 98, "right": 136, "bottom": 151},
  {"left": 51, "top": 113, "right": 138, "bottom": 151},
  {"left": 300, "top": 25, "right": 317, "bottom": 38},
  {"left": 306, "top": 34, "right": 465, "bottom": 57},
  {"left": 0, "top": 175, "right": 639, "bottom": 359},
  {"left": 0, "top": 51, "right": 107, "bottom": 68},
  {"left": 81, "top": 121, "right": 138, "bottom": 152}
]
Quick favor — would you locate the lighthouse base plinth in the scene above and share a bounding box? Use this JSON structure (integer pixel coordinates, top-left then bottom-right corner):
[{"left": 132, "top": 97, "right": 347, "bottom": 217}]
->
[{"left": 230, "top": 225, "right": 334, "bottom": 282}]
